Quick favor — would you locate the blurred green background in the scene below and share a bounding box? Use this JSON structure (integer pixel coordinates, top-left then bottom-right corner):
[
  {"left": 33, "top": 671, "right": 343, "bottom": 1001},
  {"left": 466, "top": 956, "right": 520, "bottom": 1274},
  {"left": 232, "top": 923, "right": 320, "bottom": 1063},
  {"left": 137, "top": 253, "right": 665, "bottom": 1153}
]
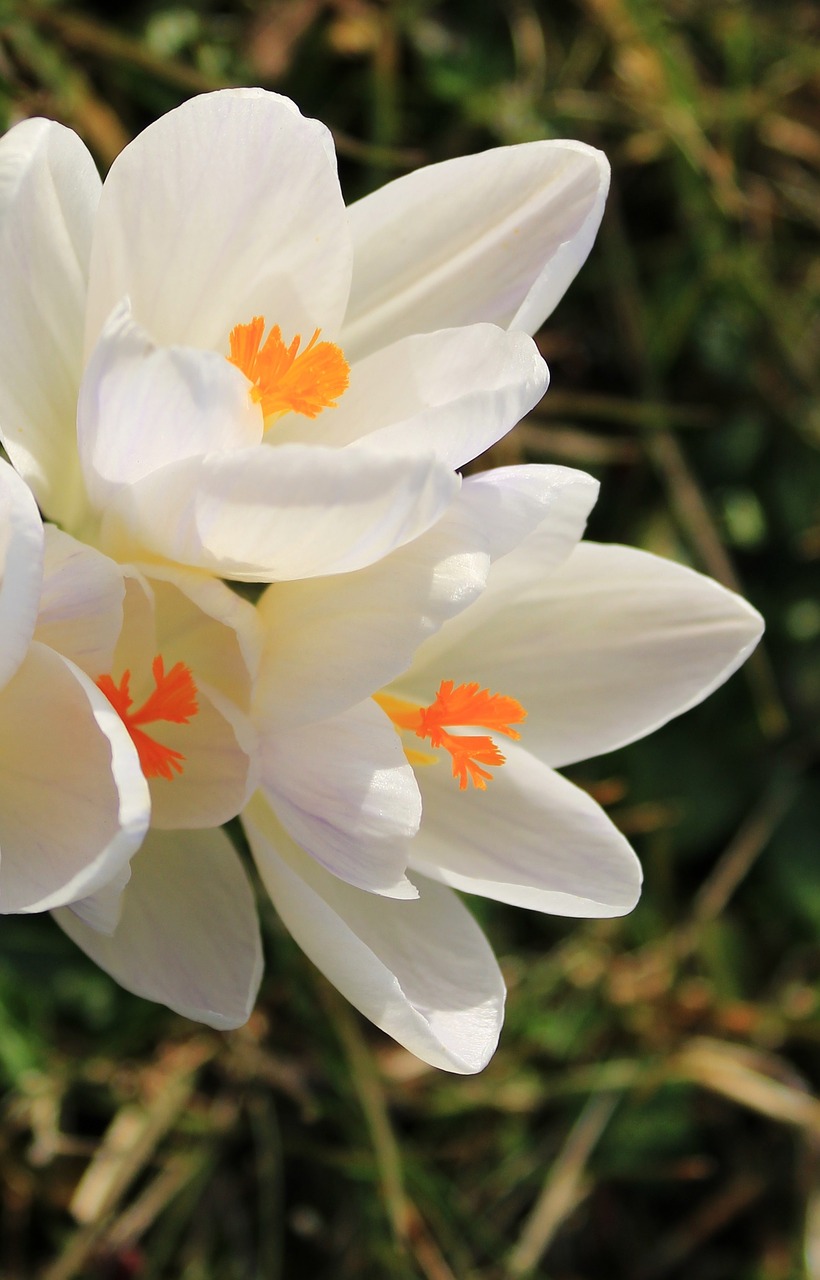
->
[{"left": 0, "top": 0, "right": 818, "bottom": 1276}]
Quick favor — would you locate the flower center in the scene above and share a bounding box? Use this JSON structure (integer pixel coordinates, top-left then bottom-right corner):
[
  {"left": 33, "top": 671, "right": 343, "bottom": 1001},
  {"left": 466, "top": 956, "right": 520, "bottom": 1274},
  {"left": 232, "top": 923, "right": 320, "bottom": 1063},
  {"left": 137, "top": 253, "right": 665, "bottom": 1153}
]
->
[
  {"left": 97, "top": 656, "right": 199, "bottom": 781},
  {"left": 227, "top": 316, "right": 350, "bottom": 422},
  {"left": 375, "top": 680, "right": 527, "bottom": 790}
]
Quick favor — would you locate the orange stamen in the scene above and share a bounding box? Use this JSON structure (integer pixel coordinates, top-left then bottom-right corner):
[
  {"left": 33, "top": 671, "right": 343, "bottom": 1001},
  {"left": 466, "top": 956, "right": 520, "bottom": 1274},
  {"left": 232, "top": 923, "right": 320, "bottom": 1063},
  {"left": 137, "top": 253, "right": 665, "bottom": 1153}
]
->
[
  {"left": 228, "top": 316, "right": 349, "bottom": 421},
  {"left": 97, "top": 656, "right": 198, "bottom": 781},
  {"left": 376, "top": 681, "right": 527, "bottom": 790}
]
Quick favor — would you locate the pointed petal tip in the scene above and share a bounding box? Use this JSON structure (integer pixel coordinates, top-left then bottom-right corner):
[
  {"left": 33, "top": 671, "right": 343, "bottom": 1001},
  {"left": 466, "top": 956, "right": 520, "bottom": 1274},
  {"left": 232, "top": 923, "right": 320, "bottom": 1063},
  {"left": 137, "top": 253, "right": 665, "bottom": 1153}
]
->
[
  {"left": 53, "top": 827, "right": 264, "bottom": 1030},
  {"left": 243, "top": 800, "right": 507, "bottom": 1074},
  {"left": 422, "top": 1000, "right": 506, "bottom": 1076}
]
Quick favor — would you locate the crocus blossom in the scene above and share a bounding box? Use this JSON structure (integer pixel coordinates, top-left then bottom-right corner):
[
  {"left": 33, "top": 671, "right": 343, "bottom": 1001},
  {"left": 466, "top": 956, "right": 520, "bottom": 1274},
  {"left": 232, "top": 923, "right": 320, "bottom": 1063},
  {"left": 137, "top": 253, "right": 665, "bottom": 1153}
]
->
[
  {"left": 0, "top": 459, "right": 149, "bottom": 917},
  {"left": 48, "top": 555, "right": 265, "bottom": 1028},
  {"left": 0, "top": 454, "right": 262, "bottom": 1025},
  {"left": 243, "top": 466, "right": 764, "bottom": 1073},
  {"left": 0, "top": 88, "right": 608, "bottom": 581}
]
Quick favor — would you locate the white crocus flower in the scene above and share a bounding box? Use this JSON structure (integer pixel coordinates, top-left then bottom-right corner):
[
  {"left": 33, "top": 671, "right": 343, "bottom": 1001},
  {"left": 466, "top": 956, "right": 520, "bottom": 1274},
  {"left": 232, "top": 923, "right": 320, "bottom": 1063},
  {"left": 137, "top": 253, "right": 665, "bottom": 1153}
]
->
[
  {"left": 49, "top": 557, "right": 264, "bottom": 1029},
  {"left": 246, "top": 465, "right": 598, "bottom": 903},
  {"left": 0, "top": 88, "right": 606, "bottom": 580},
  {"left": 0, "top": 460, "right": 149, "bottom": 918},
  {"left": 9, "top": 504, "right": 264, "bottom": 1029},
  {"left": 243, "top": 466, "right": 764, "bottom": 1073}
]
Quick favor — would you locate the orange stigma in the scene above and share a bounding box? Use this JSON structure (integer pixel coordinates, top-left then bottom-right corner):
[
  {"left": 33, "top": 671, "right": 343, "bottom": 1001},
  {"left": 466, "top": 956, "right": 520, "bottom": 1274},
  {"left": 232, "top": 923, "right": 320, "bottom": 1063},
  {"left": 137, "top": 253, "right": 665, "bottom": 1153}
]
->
[
  {"left": 376, "top": 680, "right": 527, "bottom": 790},
  {"left": 228, "top": 316, "right": 350, "bottom": 421},
  {"left": 97, "top": 656, "right": 199, "bottom": 781}
]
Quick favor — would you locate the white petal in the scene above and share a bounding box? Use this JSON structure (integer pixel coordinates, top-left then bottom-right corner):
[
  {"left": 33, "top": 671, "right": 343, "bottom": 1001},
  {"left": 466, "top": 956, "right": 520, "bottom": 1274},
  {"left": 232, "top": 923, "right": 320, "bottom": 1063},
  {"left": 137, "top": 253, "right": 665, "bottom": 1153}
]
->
[
  {"left": 78, "top": 300, "right": 261, "bottom": 509},
  {"left": 343, "top": 140, "right": 609, "bottom": 359},
  {"left": 147, "top": 682, "right": 256, "bottom": 830},
  {"left": 86, "top": 89, "right": 350, "bottom": 353},
  {"left": 400, "top": 465, "right": 601, "bottom": 692},
  {"left": 97, "top": 568, "right": 258, "bottom": 829},
  {"left": 108, "top": 568, "right": 158, "bottom": 678},
  {"left": 54, "top": 826, "right": 263, "bottom": 1030},
  {"left": 418, "top": 540, "right": 764, "bottom": 769},
  {"left": 0, "top": 644, "right": 150, "bottom": 914},
  {"left": 244, "top": 795, "right": 505, "bottom": 1073},
  {"left": 537, "top": 543, "right": 765, "bottom": 766},
  {"left": 259, "top": 699, "right": 419, "bottom": 898},
  {"left": 35, "top": 526, "right": 124, "bottom": 676},
  {"left": 458, "top": 463, "right": 598, "bottom": 565},
  {"left": 0, "top": 118, "right": 100, "bottom": 527},
  {"left": 0, "top": 116, "right": 55, "bottom": 213},
  {"left": 0, "top": 459, "right": 44, "bottom": 690},
  {"left": 102, "top": 444, "right": 459, "bottom": 581},
  {"left": 409, "top": 743, "right": 642, "bottom": 916},
  {"left": 282, "top": 325, "right": 548, "bottom": 470},
  {"left": 147, "top": 567, "right": 261, "bottom": 708},
  {"left": 67, "top": 861, "right": 131, "bottom": 935},
  {"left": 255, "top": 463, "right": 596, "bottom": 728}
]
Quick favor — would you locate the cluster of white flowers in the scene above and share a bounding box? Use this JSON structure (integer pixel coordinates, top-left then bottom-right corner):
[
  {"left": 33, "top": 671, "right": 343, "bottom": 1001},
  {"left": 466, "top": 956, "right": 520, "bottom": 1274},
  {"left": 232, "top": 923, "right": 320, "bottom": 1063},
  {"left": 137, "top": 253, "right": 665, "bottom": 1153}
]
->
[{"left": 0, "top": 89, "right": 762, "bottom": 1072}]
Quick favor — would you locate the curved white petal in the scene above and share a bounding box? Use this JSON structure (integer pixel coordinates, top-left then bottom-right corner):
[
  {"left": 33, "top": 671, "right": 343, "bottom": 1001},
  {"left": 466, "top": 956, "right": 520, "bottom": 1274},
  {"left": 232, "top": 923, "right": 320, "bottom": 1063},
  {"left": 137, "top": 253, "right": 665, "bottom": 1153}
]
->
[
  {"left": 0, "top": 116, "right": 57, "bottom": 213},
  {"left": 533, "top": 542, "right": 766, "bottom": 766},
  {"left": 0, "top": 644, "right": 150, "bottom": 914},
  {"left": 78, "top": 300, "right": 261, "bottom": 509},
  {"left": 458, "top": 463, "right": 598, "bottom": 565},
  {"left": 401, "top": 467, "right": 602, "bottom": 695},
  {"left": 255, "top": 463, "right": 597, "bottom": 729},
  {"left": 147, "top": 682, "right": 256, "bottom": 830},
  {"left": 54, "top": 826, "right": 263, "bottom": 1030},
  {"left": 35, "top": 526, "right": 124, "bottom": 676},
  {"left": 413, "top": 540, "right": 765, "bottom": 769},
  {"left": 409, "top": 742, "right": 642, "bottom": 917},
  {"left": 0, "top": 118, "right": 100, "bottom": 527},
  {"left": 147, "top": 567, "right": 261, "bottom": 708},
  {"left": 86, "top": 88, "right": 350, "bottom": 354},
  {"left": 0, "top": 459, "right": 44, "bottom": 690},
  {"left": 282, "top": 325, "right": 548, "bottom": 470},
  {"left": 260, "top": 699, "right": 419, "bottom": 898},
  {"left": 67, "top": 861, "right": 132, "bottom": 935},
  {"left": 343, "top": 140, "right": 609, "bottom": 359},
  {"left": 106, "top": 569, "right": 158, "bottom": 683},
  {"left": 244, "top": 794, "right": 505, "bottom": 1073},
  {"left": 101, "top": 444, "right": 459, "bottom": 581},
  {"left": 93, "top": 566, "right": 258, "bottom": 829}
]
